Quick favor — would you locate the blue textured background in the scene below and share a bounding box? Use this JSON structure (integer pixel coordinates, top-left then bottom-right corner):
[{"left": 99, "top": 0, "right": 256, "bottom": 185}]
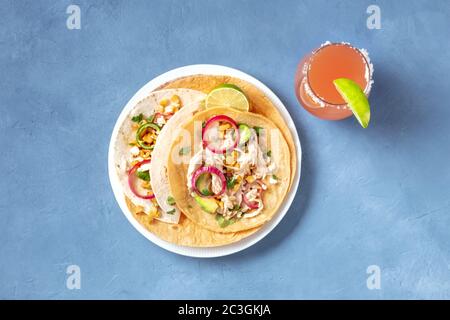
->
[{"left": 1, "top": 0, "right": 450, "bottom": 299}]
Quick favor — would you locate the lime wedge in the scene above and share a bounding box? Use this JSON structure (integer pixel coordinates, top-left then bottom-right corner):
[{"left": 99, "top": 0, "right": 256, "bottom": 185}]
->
[
  {"left": 333, "top": 78, "right": 371, "bottom": 128},
  {"left": 205, "top": 84, "right": 250, "bottom": 111}
]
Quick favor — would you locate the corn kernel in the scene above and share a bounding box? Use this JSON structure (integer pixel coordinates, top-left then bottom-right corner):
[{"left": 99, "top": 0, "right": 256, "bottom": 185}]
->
[
  {"left": 146, "top": 206, "right": 159, "bottom": 222},
  {"left": 142, "top": 133, "right": 153, "bottom": 143},
  {"left": 149, "top": 206, "right": 157, "bottom": 213},
  {"left": 170, "top": 95, "right": 181, "bottom": 105},
  {"left": 219, "top": 123, "right": 231, "bottom": 131},
  {"left": 225, "top": 154, "right": 235, "bottom": 165},
  {"left": 131, "top": 160, "right": 139, "bottom": 167},
  {"left": 140, "top": 149, "right": 151, "bottom": 159},
  {"left": 159, "top": 98, "right": 170, "bottom": 107},
  {"left": 245, "top": 176, "right": 256, "bottom": 183}
]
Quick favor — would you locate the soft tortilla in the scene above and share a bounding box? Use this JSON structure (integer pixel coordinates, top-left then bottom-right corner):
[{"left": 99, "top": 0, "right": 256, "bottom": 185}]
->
[
  {"left": 114, "top": 89, "right": 205, "bottom": 223},
  {"left": 118, "top": 89, "right": 258, "bottom": 246},
  {"left": 149, "top": 90, "right": 206, "bottom": 223},
  {"left": 122, "top": 75, "right": 296, "bottom": 247},
  {"left": 126, "top": 198, "right": 258, "bottom": 247},
  {"left": 167, "top": 107, "right": 291, "bottom": 233}
]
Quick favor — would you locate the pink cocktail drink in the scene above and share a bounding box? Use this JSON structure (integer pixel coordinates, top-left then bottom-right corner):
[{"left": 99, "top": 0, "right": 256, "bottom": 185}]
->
[{"left": 295, "top": 42, "right": 373, "bottom": 120}]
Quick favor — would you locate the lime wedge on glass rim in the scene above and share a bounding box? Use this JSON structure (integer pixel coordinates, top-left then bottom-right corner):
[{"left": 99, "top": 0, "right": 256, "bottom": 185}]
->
[
  {"left": 333, "top": 78, "right": 371, "bottom": 128},
  {"left": 205, "top": 84, "right": 250, "bottom": 111}
]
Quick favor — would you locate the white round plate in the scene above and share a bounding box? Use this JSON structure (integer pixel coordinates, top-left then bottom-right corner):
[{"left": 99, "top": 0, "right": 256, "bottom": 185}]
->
[{"left": 108, "top": 64, "right": 302, "bottom": 258}]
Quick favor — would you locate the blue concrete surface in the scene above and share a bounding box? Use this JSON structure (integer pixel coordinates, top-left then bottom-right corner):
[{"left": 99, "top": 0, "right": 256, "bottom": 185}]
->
[{"left": 1, "top": 0, "right": 450, "bottom": 299}]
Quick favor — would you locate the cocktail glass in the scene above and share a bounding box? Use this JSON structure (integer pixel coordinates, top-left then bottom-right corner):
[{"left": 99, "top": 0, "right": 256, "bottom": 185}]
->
[{"left": 295, "top": 42, "right": 373, "bottom": 120}]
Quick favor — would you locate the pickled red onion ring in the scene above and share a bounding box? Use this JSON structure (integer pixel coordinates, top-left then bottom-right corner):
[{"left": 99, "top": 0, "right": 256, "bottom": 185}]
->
[
  {"left": 128, "top": 159, "right": 155, "bottom": 200},
  {"left": 242, "top": 192, "right": 260, "bottom": 209},
  {"left": 202, "top": 115, "right": 239, "bottom": 154},
  {"left": 191, "top": 166, "right": 226, "bottom": 197},
  {"left": 242, "top": 181, "right": 264, "bottom": 209}
]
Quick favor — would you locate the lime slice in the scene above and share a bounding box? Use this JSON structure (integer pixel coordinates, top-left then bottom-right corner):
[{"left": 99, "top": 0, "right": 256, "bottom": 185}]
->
[
  {"left": 205, "top": 84, "right": 250, "bottom": 111},
  {"left": 333, "top": 78, "right": 371, "bottom": 128}
]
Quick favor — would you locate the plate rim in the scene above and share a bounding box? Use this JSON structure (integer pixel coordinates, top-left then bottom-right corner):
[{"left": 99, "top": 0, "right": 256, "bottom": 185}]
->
[{"left": 108, "top": 64, "right": 302, "bottom": 258}]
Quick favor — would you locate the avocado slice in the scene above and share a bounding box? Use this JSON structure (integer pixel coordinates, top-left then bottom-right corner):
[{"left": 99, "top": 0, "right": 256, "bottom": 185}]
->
[
  {"left": 194, "top": 196, "right": 218, "bottom": 214},
  {"left": 195, "top": 173, "right": 213, "bottom": 196},
  {"left": 238, "top": 124, "right": 251, "bottom": 145},
  {"left": 216, "top": 214, "right": 236, "bottom": 228}
]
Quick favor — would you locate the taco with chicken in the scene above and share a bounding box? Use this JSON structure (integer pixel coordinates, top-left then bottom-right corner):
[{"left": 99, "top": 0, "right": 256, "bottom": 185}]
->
[
  {"left": 167, "top": 107, "right": 291, "bottom": 233},
  {"left": 113, "top": 89, "right": 206, "bottom": 224},
  {"left": 113, "top": 76, "right": 297, "bottom": 247},
  {"left": 113, "top": 88, "right": 259, "bottom": 247}
]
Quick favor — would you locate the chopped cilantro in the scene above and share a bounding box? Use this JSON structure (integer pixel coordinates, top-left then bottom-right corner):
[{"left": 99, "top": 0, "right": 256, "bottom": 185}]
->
[
  {"left": 166, "top": 196, "right": 176, "bottom": 206},
  {"left": 136, "top": 171, "right": 150, "bottom": 181},
  {"left": 216, "top": 215, "right": 236, "bottom": 228},
  {"left": 166, "top": 209, "right": 175, "bottom": 215},
  {"left": 266, "top": 150, "right": 272, "bottom": 157},
  {"left": 254, "top": 126, "right": 263, "bottom": 136},
  {"left": 232, "top": 204, "right": 241, "bottom": 211},
  {"left": 226, "top": 176, "right": 237, "bottom": 190},
  {"left": 132, "top": 113, "right": 143, "bottom": 123},
  {"left": 201, "top": 189, "right": 214, "bottom": 196},
  {"left": 179, "top": 146, "right": 191, "bottom": 156}
]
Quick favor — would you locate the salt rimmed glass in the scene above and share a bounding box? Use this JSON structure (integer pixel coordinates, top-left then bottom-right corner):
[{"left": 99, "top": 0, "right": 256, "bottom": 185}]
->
[{"left": 295, "top": 42, "right": 373, "bottom": 120}]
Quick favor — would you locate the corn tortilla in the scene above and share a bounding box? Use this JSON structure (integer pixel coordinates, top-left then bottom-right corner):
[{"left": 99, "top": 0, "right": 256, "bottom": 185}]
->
[{"left": 167, "top": 107, "right": 291, "bottom": 233}]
